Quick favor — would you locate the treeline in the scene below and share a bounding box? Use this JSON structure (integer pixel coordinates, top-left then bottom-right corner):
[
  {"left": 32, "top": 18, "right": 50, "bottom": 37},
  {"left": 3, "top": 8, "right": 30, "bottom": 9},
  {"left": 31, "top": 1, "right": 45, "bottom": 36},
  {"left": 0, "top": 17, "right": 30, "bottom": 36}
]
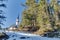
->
[{"left": 19, "top": 0, "right": 60, "bottom": 35}]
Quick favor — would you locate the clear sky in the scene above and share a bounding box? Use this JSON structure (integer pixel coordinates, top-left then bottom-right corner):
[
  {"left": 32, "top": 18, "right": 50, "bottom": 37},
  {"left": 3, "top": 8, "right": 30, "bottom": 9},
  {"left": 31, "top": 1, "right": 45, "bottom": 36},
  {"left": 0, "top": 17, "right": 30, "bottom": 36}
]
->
[{"left": 1, "top": 0, "right": 26, "bottom": 28}]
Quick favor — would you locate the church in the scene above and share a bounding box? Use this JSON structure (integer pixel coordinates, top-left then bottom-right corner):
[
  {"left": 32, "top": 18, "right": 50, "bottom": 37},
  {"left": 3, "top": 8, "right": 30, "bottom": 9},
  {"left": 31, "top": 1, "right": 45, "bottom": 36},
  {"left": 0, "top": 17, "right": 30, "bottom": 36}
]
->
[{"left": 8, "top": 14, "right": 19, "bottom": 31}]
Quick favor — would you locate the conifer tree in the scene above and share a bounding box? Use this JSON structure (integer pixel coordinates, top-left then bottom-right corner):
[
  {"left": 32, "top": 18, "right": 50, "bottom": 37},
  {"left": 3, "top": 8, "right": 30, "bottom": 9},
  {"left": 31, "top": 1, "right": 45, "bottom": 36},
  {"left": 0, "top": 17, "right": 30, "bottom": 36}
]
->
[
  {"left": 0, "top": 10, "right": 6, "bottom": 28},
  {"left": 20, "top": 0, "right": 60, "bottom": 35},
  {"left": 20, "top": 0, "right": 38, "bottom": 27}
]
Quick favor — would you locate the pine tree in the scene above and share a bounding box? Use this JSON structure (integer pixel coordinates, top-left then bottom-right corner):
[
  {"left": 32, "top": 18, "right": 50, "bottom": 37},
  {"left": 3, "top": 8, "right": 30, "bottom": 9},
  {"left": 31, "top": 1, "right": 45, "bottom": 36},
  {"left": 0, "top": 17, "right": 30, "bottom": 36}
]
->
[
  {"left": 35, "top": 0, "right": 53, "bottom": 34},
  {"left": 0, "top": 10, "right": 6, "bottom": 28},
  {"left": 20, "top": 0, "right": 38, "bottom": 27},
  {"left": 54, "top": 0, "right": 60, "bottom": 31}
]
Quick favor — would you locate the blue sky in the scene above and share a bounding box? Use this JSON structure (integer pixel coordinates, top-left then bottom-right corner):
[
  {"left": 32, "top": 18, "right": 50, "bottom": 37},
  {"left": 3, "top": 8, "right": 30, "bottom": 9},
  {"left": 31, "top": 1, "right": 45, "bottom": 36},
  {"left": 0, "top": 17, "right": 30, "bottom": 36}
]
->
[{"left": 1, "top": 0, "right": 26, "bottom": 28}]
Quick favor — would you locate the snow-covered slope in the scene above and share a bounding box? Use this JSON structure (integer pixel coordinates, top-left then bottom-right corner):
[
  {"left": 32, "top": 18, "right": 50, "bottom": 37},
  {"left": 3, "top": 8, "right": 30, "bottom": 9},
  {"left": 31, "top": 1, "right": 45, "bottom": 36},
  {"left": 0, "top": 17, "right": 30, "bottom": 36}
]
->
[{"left": 5, "top": 31, "right": 60, "bottom": 40}]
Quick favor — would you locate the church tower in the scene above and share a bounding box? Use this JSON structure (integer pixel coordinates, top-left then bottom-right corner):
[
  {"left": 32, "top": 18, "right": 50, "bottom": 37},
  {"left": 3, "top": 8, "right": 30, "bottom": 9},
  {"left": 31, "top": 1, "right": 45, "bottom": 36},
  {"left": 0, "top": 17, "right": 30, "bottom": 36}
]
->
[{"left": 16, "top": 14, "right": 19, "bottom": 27}]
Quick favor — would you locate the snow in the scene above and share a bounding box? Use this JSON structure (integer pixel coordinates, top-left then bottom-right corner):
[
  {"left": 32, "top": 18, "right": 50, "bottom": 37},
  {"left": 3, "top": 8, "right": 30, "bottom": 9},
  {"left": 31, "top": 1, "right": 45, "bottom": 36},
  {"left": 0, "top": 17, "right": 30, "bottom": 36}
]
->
[{"left": 4, "top": 31, "right": 60, "bottom": 40}]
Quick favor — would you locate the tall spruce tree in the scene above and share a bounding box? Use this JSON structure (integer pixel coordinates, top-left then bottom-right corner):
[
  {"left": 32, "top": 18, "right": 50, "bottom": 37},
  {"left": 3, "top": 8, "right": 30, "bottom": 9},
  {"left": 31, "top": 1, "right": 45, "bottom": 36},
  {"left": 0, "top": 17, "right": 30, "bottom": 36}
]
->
[
  {"left": 0, "top": 10, "right": 6, "bottom": 28},
  {"left": 20, "top": 0, "right": 38, "bottom": 27}
]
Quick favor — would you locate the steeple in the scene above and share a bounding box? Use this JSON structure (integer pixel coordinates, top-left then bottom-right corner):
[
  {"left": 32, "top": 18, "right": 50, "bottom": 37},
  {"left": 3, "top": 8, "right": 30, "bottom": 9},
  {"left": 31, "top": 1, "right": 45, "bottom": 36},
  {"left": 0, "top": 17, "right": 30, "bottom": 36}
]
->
[{"left": 16, "top": 14, "right": 19, "bottom": 27}]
